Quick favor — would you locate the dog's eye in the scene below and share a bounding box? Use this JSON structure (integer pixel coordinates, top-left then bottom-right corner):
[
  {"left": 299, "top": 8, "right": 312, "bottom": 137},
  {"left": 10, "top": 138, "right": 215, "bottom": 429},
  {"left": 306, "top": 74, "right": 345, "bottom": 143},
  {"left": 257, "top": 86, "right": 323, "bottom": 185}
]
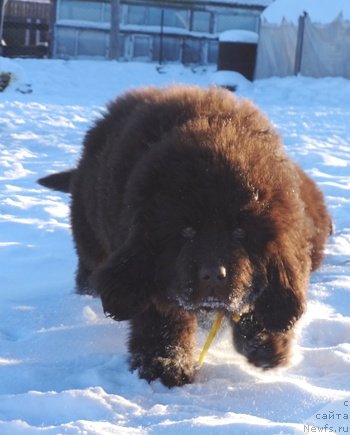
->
[
  {"left": 232, "top": 228, "right": 246, "bottom": 239},
  {"left": 181, "top": 227, "right": 197, "bottom": 239}
]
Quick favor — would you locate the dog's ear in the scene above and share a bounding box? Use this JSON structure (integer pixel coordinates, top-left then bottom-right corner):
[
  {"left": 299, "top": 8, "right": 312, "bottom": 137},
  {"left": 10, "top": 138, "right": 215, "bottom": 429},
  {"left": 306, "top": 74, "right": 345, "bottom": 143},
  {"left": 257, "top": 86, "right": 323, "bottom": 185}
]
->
[
  {"left": 90, "top": 235, "right": 155, "bottom": 321},
  {"left": 38, "top": 170, "right": 75, "bottom": 193},
  {"left": 254, "top": 258, "right": 305, "bottom": 332}
]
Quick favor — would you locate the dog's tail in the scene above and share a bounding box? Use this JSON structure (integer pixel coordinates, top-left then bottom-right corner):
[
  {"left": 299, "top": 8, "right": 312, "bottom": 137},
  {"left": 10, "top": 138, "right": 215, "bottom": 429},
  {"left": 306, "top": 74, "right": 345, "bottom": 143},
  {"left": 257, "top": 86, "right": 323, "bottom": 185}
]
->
[{"left": 37, "top": 169, "right": 75, "bottom": 193}]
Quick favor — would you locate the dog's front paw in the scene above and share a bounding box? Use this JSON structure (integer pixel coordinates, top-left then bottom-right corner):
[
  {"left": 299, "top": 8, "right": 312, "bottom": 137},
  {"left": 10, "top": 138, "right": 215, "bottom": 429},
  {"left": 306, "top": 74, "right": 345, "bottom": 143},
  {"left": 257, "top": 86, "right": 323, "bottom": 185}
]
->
[
  {"left": 240, "top": 331, "right": 290, "bottom": 369},
  {"left": 130, "top": 352, "right": 195, "bottom": 387},
  {"left": 232, "top": 313, "right": 293, "bottom": 369}
]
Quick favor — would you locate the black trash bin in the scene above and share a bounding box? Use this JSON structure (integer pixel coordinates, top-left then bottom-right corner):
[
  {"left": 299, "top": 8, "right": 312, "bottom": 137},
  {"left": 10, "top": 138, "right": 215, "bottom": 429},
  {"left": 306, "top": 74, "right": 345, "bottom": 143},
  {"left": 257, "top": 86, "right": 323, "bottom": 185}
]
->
[{"left": 217, "top": 30, "right": 258, "bottom": 81}]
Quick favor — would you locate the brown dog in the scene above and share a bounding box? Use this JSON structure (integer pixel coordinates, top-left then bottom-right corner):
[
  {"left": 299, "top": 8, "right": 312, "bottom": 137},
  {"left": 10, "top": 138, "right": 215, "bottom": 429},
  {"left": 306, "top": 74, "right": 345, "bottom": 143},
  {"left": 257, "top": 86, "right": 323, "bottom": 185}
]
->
[{"left": 38, "top": 86, "right": 331, "bottom": 387}]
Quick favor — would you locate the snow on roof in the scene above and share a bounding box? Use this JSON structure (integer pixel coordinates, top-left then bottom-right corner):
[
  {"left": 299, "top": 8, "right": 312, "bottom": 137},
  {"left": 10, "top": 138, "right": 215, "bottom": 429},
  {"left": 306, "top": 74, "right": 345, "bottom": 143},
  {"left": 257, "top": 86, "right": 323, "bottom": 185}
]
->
[
  {"left": 262, "top": 0, "right": 350, "bottom": 24},
  {"left": 209, "top": 0, "right": 272, "bottom": 6},
  {"left": 172, "top": 0, "right": 272, "bottom": 7},
  {"left": 219, "top": 30, "right": 258, "bottom": 43}
]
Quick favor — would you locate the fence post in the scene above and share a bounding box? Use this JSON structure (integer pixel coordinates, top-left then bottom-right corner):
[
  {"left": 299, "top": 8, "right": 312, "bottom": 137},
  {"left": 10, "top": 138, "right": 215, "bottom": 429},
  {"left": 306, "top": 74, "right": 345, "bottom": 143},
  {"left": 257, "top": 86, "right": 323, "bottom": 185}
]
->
[
  {"left": 294, "top": 11, "right": 307, "bottom": 75},
  {"left": 49, "top": 0, "right": 57, "bottom": 58},
  {"left": 109, "top": 0, "right": 120, "bottom": 60},
  {"left": 159, "top": 8, "right": 164, "bottom": 64}
]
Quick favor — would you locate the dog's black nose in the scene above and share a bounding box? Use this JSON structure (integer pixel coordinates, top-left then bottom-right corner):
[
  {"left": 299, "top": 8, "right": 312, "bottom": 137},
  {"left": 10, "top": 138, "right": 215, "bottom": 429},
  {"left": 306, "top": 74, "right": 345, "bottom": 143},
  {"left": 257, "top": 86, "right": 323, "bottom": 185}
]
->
[{"left": 199, "top": 265, "right": 227, "bottom": 283}]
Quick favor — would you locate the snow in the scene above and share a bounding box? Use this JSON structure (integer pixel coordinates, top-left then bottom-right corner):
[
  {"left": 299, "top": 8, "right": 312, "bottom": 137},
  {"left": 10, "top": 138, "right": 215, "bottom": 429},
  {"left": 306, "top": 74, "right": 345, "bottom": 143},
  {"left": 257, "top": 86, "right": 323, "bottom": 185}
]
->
[
  {"left": 186, "top": 0, "right": 272, "bottom": 6},
  {"left": 219, "top": 30, "right": 258, "bottom": 44},
  {"left": 211, "top": 70, "right": 253, "bottom": 92},
  {"left": 1, "top": 58, "right": 350, "bottom": 434},
  {"left": 262, "top": 0, "right": 350, "bottom": 24}
]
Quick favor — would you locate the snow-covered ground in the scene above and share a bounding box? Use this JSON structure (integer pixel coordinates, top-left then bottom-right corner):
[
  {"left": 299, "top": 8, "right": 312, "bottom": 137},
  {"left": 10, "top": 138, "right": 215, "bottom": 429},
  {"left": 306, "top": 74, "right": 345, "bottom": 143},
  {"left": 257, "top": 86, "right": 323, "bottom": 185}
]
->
[{"left": 0, "top": 59, "right": 349, "bottom": 434}]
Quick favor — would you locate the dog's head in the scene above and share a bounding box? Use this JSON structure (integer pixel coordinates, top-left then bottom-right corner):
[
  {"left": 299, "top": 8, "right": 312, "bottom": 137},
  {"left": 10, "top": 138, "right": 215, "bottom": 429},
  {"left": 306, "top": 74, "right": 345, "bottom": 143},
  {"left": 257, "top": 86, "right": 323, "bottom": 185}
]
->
[{"left": 92, "top": 119, "right": 308, "bottom": 331}]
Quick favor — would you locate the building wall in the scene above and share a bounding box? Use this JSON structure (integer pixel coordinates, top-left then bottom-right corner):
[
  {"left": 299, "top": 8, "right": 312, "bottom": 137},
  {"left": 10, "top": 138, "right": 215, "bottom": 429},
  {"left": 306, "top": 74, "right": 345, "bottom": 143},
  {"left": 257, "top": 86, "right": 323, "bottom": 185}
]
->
[{"left": 54, "top": 0, "right": 264, "bottom": 63}]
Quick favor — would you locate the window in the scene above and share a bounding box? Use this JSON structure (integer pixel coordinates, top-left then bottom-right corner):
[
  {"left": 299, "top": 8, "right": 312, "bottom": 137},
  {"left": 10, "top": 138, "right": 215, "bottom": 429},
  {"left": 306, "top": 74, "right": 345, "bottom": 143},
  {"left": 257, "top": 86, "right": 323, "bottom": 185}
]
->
[
  {"left": 192, "top": 11, "right": 211, "bottom": 33},
  {"left": 216, "top": 14, "right": 236, "bottom": 33},
  {"left": 183, "top": 39, "right": 201, "bottom": 64},
  {"left": 77, "top": 29, "right": 107, "bottom": 57},
  {"left": 56, "top": 27, "right": 77, "bottom": 57},
  {"left": 164, "top": 37, "right": 181, "bottom": 61},
  {"left": 59, "top": 0, "right": 108, "bottom": 23},
  {"left": 126, "top": 5, "right": 146, "bottom": 25},
  {"left": 148, "top": 7, "right": 162, "bottom": 26},
  {"left": 133, "top": 35, "right": 151, "bottom": 59},
  {"left": 207, "top": 41, "right": 218, "bottom": 64},
  {"left": 163, "top": 9, "right": 189, "bottom": 30},
  {"left": 154, "top": 36, "right": 181, "bottom": 62},
  {"left": 102, "top": 3, "right": 111, "bottom": 23},
  {"left": 216, "top": 13, "right": 258, "bottom": 33}
]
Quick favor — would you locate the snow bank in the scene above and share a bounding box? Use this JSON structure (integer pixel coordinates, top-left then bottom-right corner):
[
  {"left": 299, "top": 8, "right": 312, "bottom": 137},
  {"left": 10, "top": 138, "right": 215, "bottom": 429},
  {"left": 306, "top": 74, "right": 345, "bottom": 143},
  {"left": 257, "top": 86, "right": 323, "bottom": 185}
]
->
[
  {"left": 0, "top": 57, "right": 25, "bottom": 80},
  {"left": 0, "top": 57, "right": 32, "bottom": 94},
  {"left": 211, "top": 70, "right": 252, "bottom": 92}
]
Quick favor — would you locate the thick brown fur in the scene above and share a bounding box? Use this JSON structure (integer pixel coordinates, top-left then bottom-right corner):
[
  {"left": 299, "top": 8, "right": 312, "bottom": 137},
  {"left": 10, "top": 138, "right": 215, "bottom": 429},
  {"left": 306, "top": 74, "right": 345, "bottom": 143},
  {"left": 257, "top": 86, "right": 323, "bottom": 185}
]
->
[{"left": 38, "top": 86, "right": 332, "bottom": 387}]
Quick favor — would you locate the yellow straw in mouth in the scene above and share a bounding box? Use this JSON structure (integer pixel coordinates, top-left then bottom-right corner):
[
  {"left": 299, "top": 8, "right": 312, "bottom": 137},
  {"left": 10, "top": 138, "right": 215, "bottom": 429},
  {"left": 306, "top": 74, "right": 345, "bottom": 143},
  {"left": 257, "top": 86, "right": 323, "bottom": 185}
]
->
[
  {"left": 197, "top": 312, "right": 224, "bottom": 368},
  {"left": 197, "top": 312, "right": 241, "bottom": 368}
]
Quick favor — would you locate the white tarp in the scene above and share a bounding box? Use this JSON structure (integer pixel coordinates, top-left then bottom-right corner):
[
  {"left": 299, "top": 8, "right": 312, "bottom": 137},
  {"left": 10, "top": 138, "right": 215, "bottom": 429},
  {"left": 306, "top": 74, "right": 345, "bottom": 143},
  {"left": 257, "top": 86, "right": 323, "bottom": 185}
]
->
[
  {"left": 301, "top": 17, "right": 350, "bottom": 78},
  {"left": 255, "top": 12, "right": 350, "bottom": 79},
  {"left": 255, "top": 20, "right": 297, "bottom": 78}
]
